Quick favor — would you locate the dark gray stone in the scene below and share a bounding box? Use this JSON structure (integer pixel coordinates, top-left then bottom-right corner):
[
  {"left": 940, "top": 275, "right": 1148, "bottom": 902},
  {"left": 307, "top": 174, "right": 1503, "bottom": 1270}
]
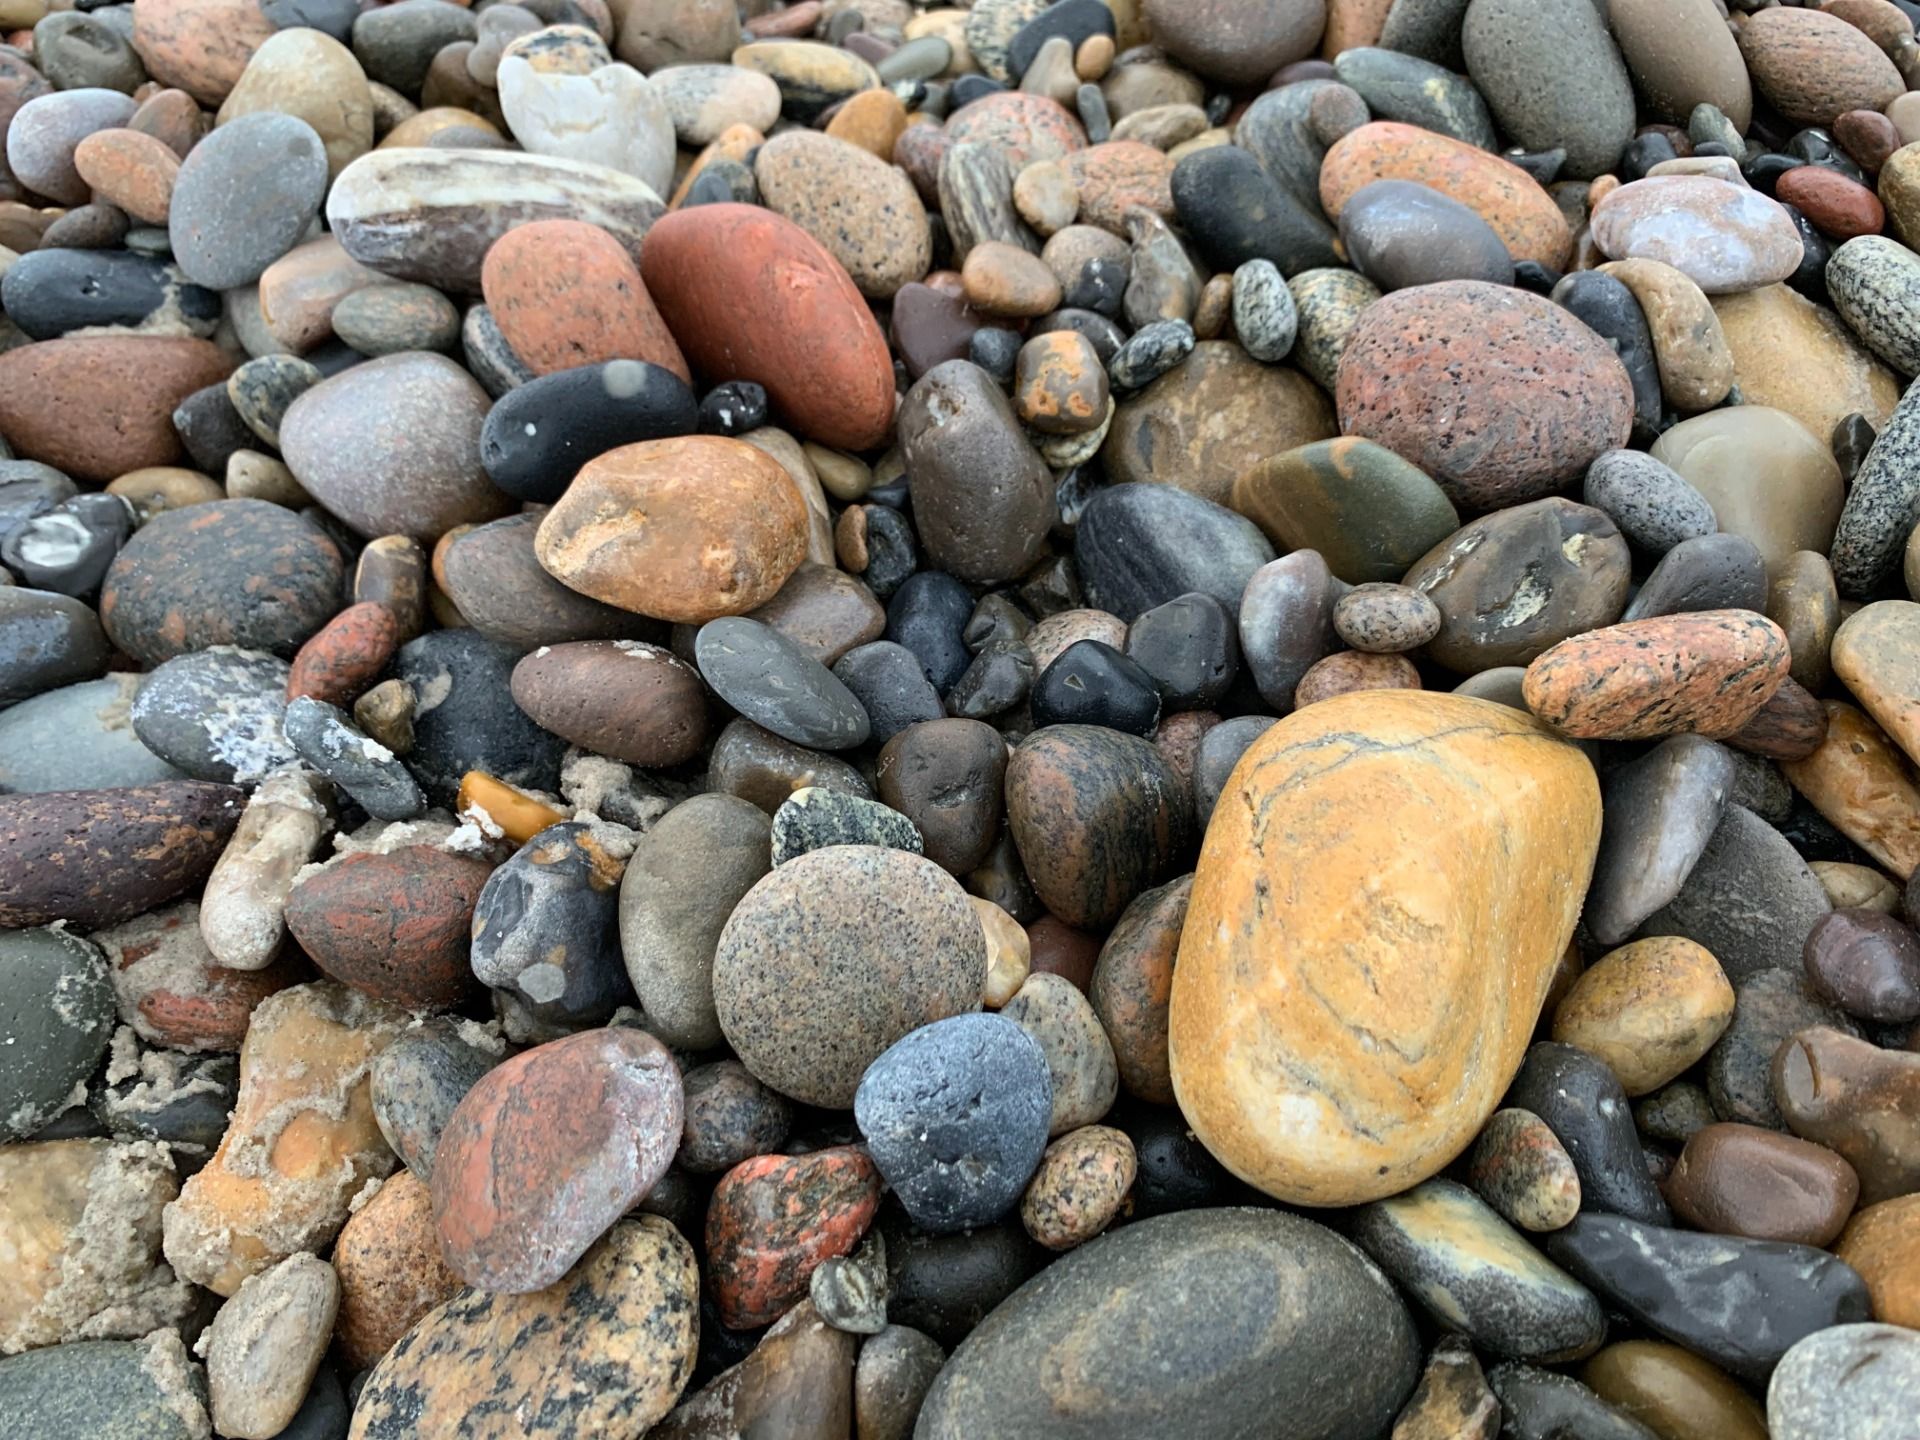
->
[
  {"left": 1621, "top": 532, "right": 1769, "bottom": 621},
  {"left": 1234, "top": 81, "right": 1337, "bottom": 215},
  {"left": 1706, "top": 967, "right": 1859, "bottom": 1130},
  {"left": 1638, "top": 803, "right": 1832, "bottom": 980},
  {"left": 1542, "top": 1212, "right": 1872, "bottom": 1383},
  {"left": 91, "top": 1045, "right": 238, "bottom": 1156},
  {"left": 1125, "top": 591, "right": 1239, "bottom": 711},
  {"left": 1586, "top": 735, "right": 1735, "bottom": 945},
  {"left": 351, "top": 0, "right": 478, "bottom": 93},
  {"left": 1339, "top": 178, "right": 1515, "bottom": 291},
  {"left": 1379, "top": 0, "right": 1472, "bottom": 68},
  {"left": 129, "top": 646, "right": 295, "bottom": 785},
  {"left": 1333, "top": 47, "right": 1497, "bottom": 147},
  {"left": 1486, "top": 1363, "right": 1660, "bottom": 1440},
  {"left": 0, "top": 585, "right": 109, "bottom": 705},
  {"left": 946, "top": 640, "right": 1033, "bottom": 720},
  {"left": 831, "top": 641, "right": 944, "bottom": 744},
  {"left": 282, "top": 696, "right": 425, "bottom": 821},
  {"left": 1193, "top": 716, "right": 1276, "bottom": 827},
  {"left": 0, "top": 248, "right": 219, "bottom": 340},
  {"left": 855, "top": 1012, "right": 1052, "bottom": 1233},
  {"left": 0, "top": 927, "right": 115, "bottom": 1141},
  {"left": 370, "top": 1017, "right": 502, "bottom": 1179},
  {"left": 480, "top": 360, "right": 698, "bottom": 504},
  {"left": 0, "top": 1337, "right": 210, "bottom": 1440},
  {"left": 678, "top": 1059, "right": 792, "bottom": 1175},
  {"left": 915, "top": 1208, "right": 1421, "bottom": 1440},
  {"left": 1505, "top": 1041, "right": 1671, "bottom": 1225},
  {"left": 1238, "top": 551, "right": 1335, "bottom": 712},
  {"left": 0, "top": 493, "right": 133, "bottom": 597},
  {"left": 1076, "top": 483, "right": 1275, "bottom": 623},
  {"left": 392, "top": 629, "right": 568, "bottom": 805},
  {"left": 696, "top": 616, "right": 871, "bottom": 751},
  {"left": 1170, "top": 145, "right": 1340, "bottom": 278},
  {"left": 1554, "top": 273, "right": 1664, "bottom": 440},
  {"left": 770, "top": 785, "right": 924, "bottom": 867},
  {"left": 1584, "top": 449, "right": 1719, "bottom": 555},
  {"left": 470, "top": 821, "right": 632, "bottom": 1028}
]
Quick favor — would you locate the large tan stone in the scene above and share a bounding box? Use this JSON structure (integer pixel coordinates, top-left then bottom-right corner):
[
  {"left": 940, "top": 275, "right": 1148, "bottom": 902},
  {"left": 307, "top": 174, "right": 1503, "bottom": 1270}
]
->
[
  {"left": 1650, "top": 406, "right": 1845, "bottom": 580},
  {"left": 1711, "top": 283, "right": 1899, "bottom": 439},
  {"left": 1832, "top": 600, "right": 1920, "bottom": 770},
  {"left": 1168, "top": 690, "right": 1601, "bottom": 1206}
]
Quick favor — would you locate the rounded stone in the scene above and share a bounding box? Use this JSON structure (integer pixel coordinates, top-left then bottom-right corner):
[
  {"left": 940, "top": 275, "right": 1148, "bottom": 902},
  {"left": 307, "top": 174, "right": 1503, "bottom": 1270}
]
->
[
  {"left": 480, "top": 360, "right": 697, "bottom": 505},
  {"left": 1738, "top": 7, "right": 1904, "bottom": 128},
  {"left": 535, "top": 436, "right": 808, "bottom": 624},
  {"left": 874, "top": 719, "right": 1007, "bottom": 876},
  {"left": 1768, "top": 1324, "right": 1920, "bottom": 1440},
  {"left": 696, "top": 616, "right": 871, "bottom": 751},
  {"left": 480, "top": 219, "right": 688, "bottom": 382},
  {"left": 755, "top": 130, "right": 931, "bottom": 300},
  {"left": 1590, "top": 176, "right": 1805, "bottom": 294},
  {"left": 1169, "top": 690, "right": 1601, "bottom": 1206},
  {"left": 1339, "top": 178, "right": 1516, "bottom": 291},
  {"left": 1550, "top": 936, "right": 1735, "bottom": 1096},
  {"left": 713, "top": 845, "right": 987, "bottom": 1109},
  {"left": 705, "top": 1145, "right": 882, "bottom": 1329},
  {"left": 1336, "top": 281, "right": 1634, "bottom": 511},
  {"left": 391, "top": 629, "right": 568, "bottom": 805},
  {"left": 169, "top": 112, "right": 328, "bottom": 290},
  {"left": 130, "top": 647, "right": 294, "bottom": 784},
  {"left": 915, "top": 1209, "right": 1420, "bottom": 1440},
  {"left": 431, "top": 1027, "right": 682, "bottom": 1294},
  {"left": 1019, "top": 1125, "right": 1136, "bottom": 1251},
  {"left": 0, "top": 676, "right": 186, "bottom": 794},
  {"left": 1828, "top": 234, "right": 1920, "bottom": 377},
  {"left": 1467, "top": 1107, "right": 1583, "bottom": 1233},
  {"left": 1609, "top": 0, "right": 1752, "bottom": 132},
  {"left": 1667, "top": 1122, "right": 1861, "bottom": 1248},
  {"left": 1836, "top": 1196, "right": 1920, "bottom": 1329},
  {"left": 1000, "top": 971, "right": 1118, "bottom": 1137},
  {"left": 510, "top": 640, "right": 705, "bottom": 768},
  {"left": 854, "top": 1012, "right": 1053, "bottom": 1232},
  {"left": 6, "top": 88, "right": 137, "bottom": 206},
  {"left": 1140, "top": 0, "right": 1323, "bottom": 87},
  {"left": 99, "top": 500, "right": 343, "bottom": 666},
  {"left": 279, "top": 351, "right": 508, "bottom": 542},
  {"left": 285, "top": 848, "right": 491, "bottom": 1010},
  {"left": 0, "top": 928, "right": 115, "bottom": 1141}
]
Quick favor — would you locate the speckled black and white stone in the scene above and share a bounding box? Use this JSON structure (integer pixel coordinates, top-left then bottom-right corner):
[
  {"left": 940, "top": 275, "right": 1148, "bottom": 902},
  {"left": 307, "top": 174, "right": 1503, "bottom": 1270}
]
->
[
  {"left": 1583, "top": 450, "right": 1719, "bottom": 556},
  {"left": 1827, "top": 235, "right": 1920, "bottom": 377},
  {"left": 0, "top": 1333, "right": 210, "bottom": 1440},
  {"left": 855, "top": 1012, "right": 1053, "bottom": 1232},
  {"left": 1543, "top": 1214, "right": 1872, "bottom": 1383},
  {"left": 677, "top": 1059, "right": 792, "bottom": 1175},
  {"left": 1350, "top": 1179, "right": 1604, "bottom": 1362},
  {"left": 129, "top": 646, "right": 295, "bottom": 785},
  {"left": 351, "top": 1217, "right": 698, "bottom": 1440},
  {"left": 1768, "top": 1324, "right": 1920, "bottom": 1440},
  {"left": 370, "top": 1017, "right": 501, "bottom": 1179},
  {"left": 770, "top": 786, "right": 924, "bottom": 867},
  {"left": 1832, "top": 355, "right": 1920, "bottom": 596},
  {"left": 1230, "top": 260, "right": 1297, "bottom": 364},
  {"left": 282, "top": 696, "right": 424, "bottom": 821}
]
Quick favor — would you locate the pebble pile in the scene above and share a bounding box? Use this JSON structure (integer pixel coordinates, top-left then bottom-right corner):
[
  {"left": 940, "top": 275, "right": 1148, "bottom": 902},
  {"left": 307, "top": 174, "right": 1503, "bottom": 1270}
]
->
[{"left": 3, "top": 0, "right": 1920, "bottom": 1436}]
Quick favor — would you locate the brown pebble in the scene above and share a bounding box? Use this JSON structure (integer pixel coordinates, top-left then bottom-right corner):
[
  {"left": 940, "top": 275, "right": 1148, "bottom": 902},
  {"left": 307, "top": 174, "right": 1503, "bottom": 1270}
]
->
[{"left": 1293, "top": 650, "right": 1421, "bottom": 707}]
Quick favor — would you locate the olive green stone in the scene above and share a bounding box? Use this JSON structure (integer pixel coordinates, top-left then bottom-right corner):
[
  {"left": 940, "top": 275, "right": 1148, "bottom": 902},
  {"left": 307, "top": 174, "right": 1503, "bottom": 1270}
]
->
[{"left": 1232, "top": 437, "right": 1461, "bottom": 584}]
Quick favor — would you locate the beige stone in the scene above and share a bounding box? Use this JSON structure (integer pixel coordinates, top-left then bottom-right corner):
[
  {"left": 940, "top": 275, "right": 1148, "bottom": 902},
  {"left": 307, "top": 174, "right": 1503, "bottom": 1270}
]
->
[
  {"left": 1650, "top": 406, "right": 1846, "bottom": 578},
  {"left": 1550, "top": 937, "right": 1735, "bottom": 1095},
  {"left": 1711, "top": 283, "right": 1900, "bottom": 437},
  {"left": 1784, "top": 701, "right": 1920, "bottom": 882}
]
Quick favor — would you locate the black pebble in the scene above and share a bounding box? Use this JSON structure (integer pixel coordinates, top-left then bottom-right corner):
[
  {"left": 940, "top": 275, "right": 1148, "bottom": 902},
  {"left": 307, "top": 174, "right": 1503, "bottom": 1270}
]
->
[
  {"left": 392, "top": 629, "right": 566, "bottom": 806},
  {"left": 699, "top": 380, "right": 769, "bottom": 437},
  {"left": 1031, "top": 639, "right": 1160, "bottom": 734},
  {"left": 1551, "top": 270, "right": 1662, "bottom": 440},
  {"left": 885, "top": 570, "right": 973, "bottom": 693},
  {"left": 968, "top": 327, "right": 1021, "bottom": 384},
  {"left": 831, "top": 640, "right": 945, "bottom": 744},
  {"left": 1, "top": 493, "right": 133, "bottom": 597},
  {"left": 171, "top": 381, "right": 256, "bottom": 476},
  {"left": 480, "top": 360, "right": 698, "bottom": 503},
  {"left": 947, "top": 638, "right": 1034, "bottom": 720},
  {"left": 0, "top": 248, "right": 219, "bottom": 340},
  {"left": 1619, "top": 132, "right": 1676, "bottom": 182},
  {"left": 1505, "top": 1041, "right": 1671, "bottom": 1226},
  {"left": 859, "top": 502, "right": 918, "bottom": 599},
  {"left": 949, "top": 75, "right": 1004, "bottom": 107},
  {"left": 1126, "top": 591, "right": 1239, "bottom": 710}
]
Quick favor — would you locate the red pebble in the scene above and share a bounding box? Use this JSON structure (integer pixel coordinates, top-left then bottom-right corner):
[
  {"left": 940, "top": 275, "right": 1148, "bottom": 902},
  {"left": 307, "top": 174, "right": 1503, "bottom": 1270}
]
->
[
  {"left": 100, "top": 904, "right": 308, "bottom": 1052},
  {"left": 1027, "top": 916, "right": 1101, "bottom": 992},
  {"left": 286, "top": 601, "right": 401, "bottom": 706},
  {"left": 283, "top": 847, "right": 492, "bottom": 1008},
  {"left": 704, "top": 1146, "right": 883, "bottom": 1329},
  {"left": 1774, "top": 163, "right": 1885, "bottom": 241},
  {"left": 432, "top": 1027, "right": 684, "bottom": 1293}
]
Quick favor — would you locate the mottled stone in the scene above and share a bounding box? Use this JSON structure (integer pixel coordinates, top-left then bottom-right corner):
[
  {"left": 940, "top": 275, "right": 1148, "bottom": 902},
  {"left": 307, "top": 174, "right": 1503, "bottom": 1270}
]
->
[
  {"left": 1552, "top": 936, "right": 1735, "bottom": 1095},
  {"left": 1768, "top": 1323, "right": 1920, "bottom": 1440},
  {"left": 332, "top": 1168, "right": 461, "bottom": 1373},
  {"left": 1591, "top": 176, "right": 1805, "bottom": 294},
  {"left": 1467, "top": 1108, "right": 1582, "bottom": 1232},
  {"left": 705, "top": 1146, "right": 882, "bottom": 1328},
  {"left": 1738, "top": 6, "right": 1903, "bottom": 128}
]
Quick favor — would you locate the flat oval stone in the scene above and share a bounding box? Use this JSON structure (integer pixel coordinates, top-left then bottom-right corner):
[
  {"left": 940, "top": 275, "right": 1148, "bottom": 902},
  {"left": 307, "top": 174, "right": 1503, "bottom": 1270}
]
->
[
  {"left": 1170, "top": 691, "right": 1601, "bottom": 1206},
  {"left": 1333, "top": 46, "right": 1497, "bottom": 149},
  {"left": 1340, "top": 178, "right": 1516, "bottom": 290},
  {"left": 326, "top": 147, "right": 663, "bottom": 291},
  {"left": 1462, "top": 0, "right": 1636, "bottom": 179},
  {"left": 1769, "top": 1323, "right": 1920, "bottom": 1440},
  {"left": 1582, "top": 1340, "right": 1767, "bottom": 1440},
  {"left": 1352, "top": 1178, "right": 1604, "bottom": 1362},
  {"left": 1074, "top": 483, "right": 1275, "bottom": 622},
  {"left": 170, "top": 111, "right": 328, "bottom": 289},
  {"left": 899, "top": 360, "right": 1055, "bottom": 586},
  {"left": 1101, "top": 339, "right": 1335, "bottom": 509},
  {"left": 1321, "top": 121, "right": 1573, "bottom": 268},
  {"left": 1828, "top": 235, "right": 1920, "bottom": 378},
  {"left": 713, "top": 845, "right": 986, "bottom": 1108},
  {"left": 287, "top": 847, "right": 491, "bottom": 1009},
  {"left": 915, "top": 1209, "right": 1420, "bottom": 1440},
  {"left": 1649, "top": 407, "right": 1844, "bottom": 579},
  {"left": 1667, "top": 1121, "right": 1860, "bottom": 1247},
  {"left": 351, "top": 1217, "right": 697, "bottom": 1438},
  {"left": 1738, "top": 6, "right": 1903, "bottom": 128},
  {"left": 755, "top": 129, "right": 931, "bottom": 300},
  {"left": 509, "top": 640, "right": 704, "bottom": 767},
  {"left": 619, "top": 793, "right": 771, "bottom": 1052},
  {"left": 640, "top": 203, "right": 895, "bottom": 451},
  {"left": 1551, "top": 936, "right": 1734, "bottom": 1096},
  {"left": 0, "top": 336, "right": 233, "bottom": 483},
  {"left": 1712, "top": 281, "right": 1898, "bottom": 440},
  {"left": 1543, "top": 1212, "right": 1871, "bottom": 1383},
  {"left": 280, "top": 351, "right": 508, "bottom": 541},
  {"left": 0, "top": 676, "right": 186, "bottom": 793},
  {"left": 696, "top": 615, "right": 870, "bottom": 751},
  {"left": 1610, "top": 0, "right": 1751, "bottom": 132},
  {"left": 1591, "top": 176, "right": 1804, "bottom": 294},
  {"left": 1527, "top": 608, "right": 1788, "bottom": 739},
  {"left": 480, "top": 360, "right": 696, "bottom": 504},
  {"left": 1168, "top": 143, "right": 1338, "bottom": 277},
  {"left": 0, "top": 781, "right": 242, "bottom": 930},
  {"left": 1403, "top": 498, "right": 1631, "bottom": 673},
  {"left": 431, "top": 1028, "right": 682, "bottom": 1293},
  {"left": 0, "top": 587, "right": 109, "bottom": 707},
  {"left": 130, "top": 646, "right": 294, "bottom": 784},
  {"left": 0, "top": 928, "right": 114, "bottom": 1141},
  {"left": 441, "top": 514, "right": 662, "bottom": 652},
  {"left": 0, "top": 248, "right": 218, "bottom": 341},
  {"left": 6, "top": 88, "right": 137, "bottom": 205},
  {"left": 1337, "top": 281, "right": 1634, "bottom": 511},
  {"left": 1803, "top": 907, "right": 1920, "bottom": 1022}
]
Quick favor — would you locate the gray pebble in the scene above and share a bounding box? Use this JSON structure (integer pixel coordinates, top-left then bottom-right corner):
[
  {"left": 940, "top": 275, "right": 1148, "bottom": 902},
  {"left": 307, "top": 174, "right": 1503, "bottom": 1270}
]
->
[
  {"left": 169, "top": 112, "right": 329, "bottom": 290},
  {"left": 1584, "top": 449, "right": 1719, "bottom": 556},
  {"left": 1621, "top": 532, "right": 1769, "bottom": 621},
  {"left": 1230, "top": 259, "right": 1297, "bottom": 363},
  {"left": 129, "top": 646, "right": 295, "bottom": 784},
  {"left": 1333, "top": 46, "right": 1497, "bottom": 148},
  {"left": 282, "top": 695, "right": 424, "bottom": 821},
  {"left": 696, "top": 615, "right": 871, "bottom": 751}
]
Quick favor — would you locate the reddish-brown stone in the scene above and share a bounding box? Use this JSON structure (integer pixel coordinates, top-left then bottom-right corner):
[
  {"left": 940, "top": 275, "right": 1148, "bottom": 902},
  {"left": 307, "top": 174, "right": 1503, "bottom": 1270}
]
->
[
  {"left": 703, "top": 1146, "right": 883, "bottom": 1329},
  {"left": 0, "top": 337, "right": 233, "bottom": 482},
  {"left": 1774, "top": 1024, "right": 1920, "bottom": 1205},
  {"left": 1836, "top": 108, "right": 1902, "bottom": 175},
  {"left": 1666, "top": 1121, "right": 1861, "bottom": 1247},
  {"left": 101, "top": 903, "right": 307, "bottom": 1052},
  {"left": 893, "top": 120, "right": 950, "bottom": 206},
  {"left": 283, "top": 848, "right": 493, "bottom": 1009},
  {"left": 1294, "top": 650, "right": 1423, "bottom": 707},
  {"left": 1775, "top": 163, "right": 1885, "bottom": 239},
  {"left": 743, "top": 0, "right": 819, "bottom": 36},
  {"left": 1522, "top": 610, "right": 1792, "bottom": 741},
  {"left": 70, "top": 127, "right": 179, "bottom": 226},
  {"left": 1028, "top": 917, "right": 1101, "bottom": 991},
  {"left": 0, "top": 782, "right": 243, "bottom": 929},
  {"left": 509, "top": 639, "right": 709, "bottom": 767},
  {"left": 640, "top": 203, "right": 897, "bottom": 451},
  {"left": 1062, "top": 140, "right": 1176, "bottom": 233},
  {"left": 481, "top": 219, "right": 690, "bottom": 382},
  {"left": 431, "top": 1026, "right": 684, "bottom": 1293},
  {"left": 286, "top": 602, "right": 401, "bottom": 706},
  {"left": 1336, "top": 281, "right": 1635, "bottom": 511},
  {"left": 131, "top": 0, "right": 276, "bottom": 105},
  {"left": 943, "top": 91, "right": 1087, "bottom": 170},
  {"left": 1089, "top": 874, "right": 1191, "bottom": 1104},
  {"left": 1726, "top": 674, "right": 1829, "bottom": 761}
]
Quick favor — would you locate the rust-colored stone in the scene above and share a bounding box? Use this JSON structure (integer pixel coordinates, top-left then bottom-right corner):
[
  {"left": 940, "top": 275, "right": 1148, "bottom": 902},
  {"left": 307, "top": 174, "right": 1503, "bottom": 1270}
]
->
[
  {"left": 510, "top": 639, "right": 709, "bottom": 767},
  {"left": 0, "top": 337, "right": 232, "bottom": 482},
  {"left": 131, "top": 0, "right": 276, "bottom": 105},
  {"left": 535, "top": 435, "right": 809, "bottom": 623},
  {"left": 481, "top": 219, "right": 690, "bottom": 382},
  {"left": 704, "top": 1146, "right": 883, "bottom": 1328},
  {"left": 1666, "top": 1121, "right": 1860, "bottom": 1247},
  {"left": 257, "top": 235, "right": 385, "bottom": 354},
  {"left": 1522, "top": 610, "right": 1791, "bottom": 742},
  {"left": 640, "top": 203, "right": 897, "bottom": 450},
  {"left": 1294, "top": 650, "right": 1422, "bottom": 707},
  {"left": 0, "top": 781, "right": 242, "bottom": 930},
  {"left": 1061, "top": 140, "right": 1175, "bottom": 234},
  {"left": 1836, "top": 1194, "right": 1920, "bottom": 1328},
  {"left": 97, "top": 900, "right": 305, "bottom": 1052},
  {"left": 332, "top": 1169, "right": 463, "bottom": 1373},
  {"left": 284, "top": 847, "right": 493, "bottom": 1009},
  {"left": 286, "top": 602, "right": 401, "bottom": 707},
  {"left": 1776, "top": 163, "right": 1885, "bottom": 239},
  {"left": 1320, "top": 122, "right": 1574, "bottom": 268},
  {"left": 1737, "top": 6, "right": 1903, "bottom": 128},
  {"left": 431, "top": 1027, "right": 684, "bottom": 1293},
  {"left": 1089, "top": 875, "right": 1190, "bottom": 1104},
  {"left": 1774, "top": 1024, "right": 1920, "bottom": 1204},
  {"left": 70, "top": 127, "right": 179, "bottom": 225}
]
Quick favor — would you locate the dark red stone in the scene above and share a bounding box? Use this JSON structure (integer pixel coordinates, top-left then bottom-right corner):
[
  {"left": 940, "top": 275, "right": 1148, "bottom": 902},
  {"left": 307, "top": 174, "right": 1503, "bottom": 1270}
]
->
[
  {"left": 704, "top": 1146, "right": 883, "bottom": 1329},
  {"left": 284, "top": 847, "right": 493, "bottom": 1008},
  {"left": 286, "top": 601, "right": 401, "bottom": 706}
]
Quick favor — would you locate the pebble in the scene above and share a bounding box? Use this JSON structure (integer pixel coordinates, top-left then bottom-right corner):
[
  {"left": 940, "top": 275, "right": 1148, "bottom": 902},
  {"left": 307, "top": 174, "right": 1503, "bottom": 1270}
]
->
[
  {"left": 1591, "top": 176, "right": 1805, "bottom": 293},
  {"left": 1738, "top": 7, "right": 1903, "bottom": 128},
  {"left": 0, "top": 675, "right": 184, "bottom": 793},
  {"left": 1340, "top": 178, "right": 1515, "bottom": 290},
  {"left": 1667, "top": 1122, "right": 1860, "bottom": 1247},
  {"left": 756, "top": 130, "right": 931, "bottom": 300},
  {"left": 1392, "top": 1334, "right": 1500, "bottom": 1440},
  {"left": 916, "top": 1209, "right": 1419, "bottom": 1439},
  {"left": 481, "top": 218, "right": 686, "bottom": 381},
  {"left": 332, "top": 1168, "right": 461, "bottom": 1372},
  {"left": 1486, "top": 1363, "right": 1660, "bottom": 1440},
  {"left": 1352, "top": 1177, "right": 1604, "bottom": 1362},
  {"left": 714, "top": 845, "right": 984, "bottom": 1108},
  {"left": 511, "top": 639, "right": 705, "bottom": 767},
  {"left": 705, "top": 1146, "right": 881, "bottom": 1328},
  {"left": 1019, "top": 1125, "right": 1135, "bottom": 1250},
  {"left": 1769, "top": 1323, "right": 1920, "bottom": 1440},
  {"left": 1551, "top": 936, "right": 1735, "bottom": 1095},
  {"left": 170, "top": 112, "right": 328, "bottom": 290},
  {"left": 1333, "top": 46, "right": 1496, "bottom": 149},
  {"left": 1775, "top": 1025, "right": 1920, "bottom": 1204},
  {"left": 1463, "top": 0, "right": 1635, "bottom": 178},
  {"left": 205, "top": 1252, "right": 338, "bottom": 1440},
  {"left": 470, "top": 823, "right": 628, "bottom": 1026},
  {"left": 1467, "top": 1108, "right": 1582, "bottom": 1232},
  {"left": 678, "top": 1060, "right": 790, "bottom": 1175},
  {"left": 1582, "top": 1340, "right": 1768, "bottom": 1440},
  {"left": 353, "top": 1217, "right": 697, "bottom": 1438},
  {"left": 1075, "top": 482, "right": 1275, "bottom": 622},
  {"left": 392, "top": 629, "right": 568, "bottom": 804},
  {"left": 1837, "top": 1195, "right": 1920, "bottom": 1328},
  {"left": 0, "top": 1333, "right": 210, "bottom": 1440},
  {"left": 0, "top": 928, "right": 114, "bottom": 1141},
  {"left": 1714, "top": 279, "right": 1899, "bottom": 440},
  {"left": 129, "top": 645, "right": 294, "bottom": 784},
  {"left": 1, "top": 248, "right": 216, "bottom": 341},
  {"left": 1171, "top": 693, "right": 1598, "bottom": 1206}
]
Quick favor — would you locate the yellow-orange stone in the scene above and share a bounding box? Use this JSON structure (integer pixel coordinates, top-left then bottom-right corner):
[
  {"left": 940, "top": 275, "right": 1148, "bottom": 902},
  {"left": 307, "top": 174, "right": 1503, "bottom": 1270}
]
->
[
  {"left": 534, "top": 435, "right": 809, "bottom": 623},
  {"left": 1168, "top": 690, "right": 1602, "bottom": 1206},
  {"left": 1836, "top": 1194, "right": 1920, "bottom": 1328},
  {"left": 161, "top": 982, "right": 409, "bottom": 1296}
]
